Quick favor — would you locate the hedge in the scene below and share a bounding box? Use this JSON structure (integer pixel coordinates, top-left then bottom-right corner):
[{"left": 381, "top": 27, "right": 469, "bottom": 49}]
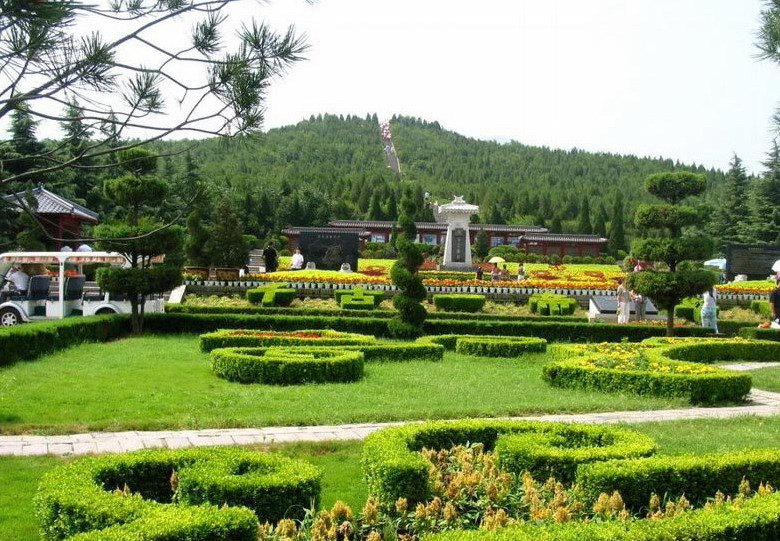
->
[
  {"left": 246, "top": 284, "right": 297, "bottom": 307},
  {"left": 211, "top": 347, "right": 365, "bottom": 384},
  {"left": 658, "top": 339, "right": 780, "bottom": 364},
  {"left": 199, "top": 329, "right": 376, "bottom": 352},
  {"left": 751, "top": 299, "right": 772, "bottom": 318},
  {"left": 740, "top": 327, "right": 780, "bottom": 341},
  {"left": 417, "top": 334, "right": 547, "bottom": 357},
  {"left": 424, "top": 492, "right": 780, "bottom": 541},
  {"left": 529, "top": 293, "right": 578, "bottom": 316},
  {"left": 456, "top": 336, "right": 547, "bottom": 357},
  {"left": 674, "top": 296, "right": 719, "bottom": 324},
  {"left": 432, "top": 294, "right": 486, "bottom": 313},
  {"left": 35, "top": 446, "right": 320, "bottom": 541},
  {"left": 334, "top": 288, "right": 385, "bottom": 308},
  {"left": 577, "top": 448, "right": 780, "bottom": 510},
  {"left": 543, "top": 350, "right": 751, "bottom": 405},
  {"left": 361, "top": 419, "right": 656, "bottom": 508}
]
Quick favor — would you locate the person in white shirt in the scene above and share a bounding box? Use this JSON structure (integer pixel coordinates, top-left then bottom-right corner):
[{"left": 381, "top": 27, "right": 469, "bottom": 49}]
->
[
  {"left": 701, "top": 287, "right": 718, "bottom": 333},
  {"left": 616, "top": 278, "right": 631, "bottom": 324},
  {"left": 7, "top": 266, "right": 29, "bottom": 295},
  {"left": 291, "top": 249, "right": 305, "bottom": 270}
]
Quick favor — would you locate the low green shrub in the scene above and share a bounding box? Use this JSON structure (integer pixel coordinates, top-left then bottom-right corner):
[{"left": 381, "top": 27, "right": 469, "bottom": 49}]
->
[
  {"left": 456, "top": 336, "right": 547, "bottom": 357},
  {"left": 740, "top": 327, "right": 780, "bottom": 341},
  {"left": 544, "top": 341, "right": 753, "bottom": 404},
  {"left": 432, "top": 294, "right": 486, "bottom": 313},
  {"left": 577, "top": 448, "right": 780, "bottom": 510},
  {"left": 334, "top": 288, "right": 384, "bottom": 308},
  {"left": 361, "top": 419, "right": 656, "bottom": 508},
  {"left": 35, "top": 446, "right": 320, "bottom": 541},
  {"left": 199, "top": 329, "right": 376, "bottom": 352},
  {"left": 341, "top": 295, "right": 375, "bottom": 310},
  {"left": 211, "top": 347, "right": 365, "bottom": 384},
  {"left": 751, "top": 299, "right": 772, "bottom": 318},
  {"left": 529, "top": 293, "right": 578, "bottom": 316},
  {"left": 659, "top": 339, "right": 780, "bottom": 363},
  {"left": 246, "top": 284, "right": 297, "bottom": 307},
  {"left": 425, "top": 492, "right": 780, "bottom": 541}
]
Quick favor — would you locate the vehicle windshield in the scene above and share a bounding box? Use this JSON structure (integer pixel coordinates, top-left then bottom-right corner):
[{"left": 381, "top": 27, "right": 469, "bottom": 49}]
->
[{"left": 0, "top": 262, "right": 12, "bottom": 283}]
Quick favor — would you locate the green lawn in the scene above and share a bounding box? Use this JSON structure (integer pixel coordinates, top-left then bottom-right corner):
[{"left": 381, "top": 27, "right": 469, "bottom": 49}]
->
[
  {"left": 0, "top": 336, "right": 689, "bottom": 434},
  {"left": 4, "top": 416, "right": 780, "bottom": 541},
  {"left": 749, "top": 365, "right": 780, "bottom": 393}
]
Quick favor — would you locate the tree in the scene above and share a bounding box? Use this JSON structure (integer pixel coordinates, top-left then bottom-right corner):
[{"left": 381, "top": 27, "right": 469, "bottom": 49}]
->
[
  {"left": 389, "top": 187, "right": 426, "bottom": 338},
  {"left": 95, "top": 148, "right": 183, "bottom": 333},
  {"left": 627, "top": 172, "right": 716, "bottom": 336},
  {"left": 0, "top": 1, "right": 309, "bottom": 190},
  {"left": 711, "top": 154, "right": 751, "bottom": 248},
  {"left": 576, "top": 196, "right": 592, "bottom": 234},
  {"left": 473, "top": 229, "right": 490, "bottom": 261},
  {"left": 593, "top": 204, "right": 608, "bottom": 238},
  {"left": 206, "top": 196, "right": 251, "bottom": 268},
  {"left": 748, "top": 144, "right": 780, "bottom": 244},
  {"left": 607, "top": 193, "right": 627, "bottom": 254},
  {"left": 758, "top": 1, "right": 780, "bottom": 132}
]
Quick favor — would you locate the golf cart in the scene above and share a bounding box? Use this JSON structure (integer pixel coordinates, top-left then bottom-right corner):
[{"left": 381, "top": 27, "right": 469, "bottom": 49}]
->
[{"left": 0, "top": 251, "right": 165, "bottom": 326}]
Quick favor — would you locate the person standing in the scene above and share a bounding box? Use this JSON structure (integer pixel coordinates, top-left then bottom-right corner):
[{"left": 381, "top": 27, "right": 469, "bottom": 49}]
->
[
  {"left": 701, "top": 287, "right": 719, "bottom": 333},
  {"left": 475, "top": 266, "right": 484, "bottom": 281},
  {"left": 631, "top": 289, "right": 646, "bottom": 321},
  {"left": 770, "top": 278, "right": 780, "bottom": 325},
  {"left": 490, "top": 263, "right": 501, "bottom": 281},
  {"left": 616, "top": 278, "right": 631, "bottom": 324},
  {"left": 264, "top": 242, "right": 278, "bottom": 273},
  {"left": 291, "top": 248, "right": 304, "bottom": 270}
]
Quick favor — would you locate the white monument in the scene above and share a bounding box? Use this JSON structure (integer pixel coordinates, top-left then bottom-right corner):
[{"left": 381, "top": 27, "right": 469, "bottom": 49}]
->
[{"left": 438, "top": 196, "right": 479, "bottom": 271}]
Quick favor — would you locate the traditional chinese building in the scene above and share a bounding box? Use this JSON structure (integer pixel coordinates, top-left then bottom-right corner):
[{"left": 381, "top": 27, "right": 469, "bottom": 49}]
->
[
  {"left": 282, "top": 220, "right": 607, "bottom": 257},
  {"left": 2, "top": 184, "right": 99, "bottom": 249}
]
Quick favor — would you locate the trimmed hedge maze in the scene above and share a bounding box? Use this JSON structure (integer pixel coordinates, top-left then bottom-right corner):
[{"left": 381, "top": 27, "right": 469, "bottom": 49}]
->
[
  {"left": 541, "top": 337, "right": 780, "bottom": 404},
  {"left": 363, "top": 419, "right": 780, "bottom": 541},
  {"left": 35, "top": 446, "right": 320, "bottom": 541},
  {"left": 361, "top": 419, "right": 657, "bottom": 508},
  {"left": 420, "top": 334, "right": 547, "bottom": 357},
  {"left": 199, "top": 329, "right": 376, "bottom": 352},
  {"left": 432, "top": 294, "right": 486, "bottom": 313},
  {"left": 246, "top": 283, "right": 298, "bottom": 307}
]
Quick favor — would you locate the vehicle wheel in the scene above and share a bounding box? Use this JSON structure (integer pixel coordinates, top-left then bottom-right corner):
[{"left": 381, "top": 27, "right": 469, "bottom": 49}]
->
[
  {"left": 95, "top": 308, "right": 117, "bottom": 315},
  {"left": 0, "top": 307, "right": 21, "bottom": 326}
]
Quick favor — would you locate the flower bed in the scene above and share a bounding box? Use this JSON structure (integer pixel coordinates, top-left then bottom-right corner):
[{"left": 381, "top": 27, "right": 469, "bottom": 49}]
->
[
  {"left": 199, "top": 329, "right": 376, "bottom": 352},
  {"left": 543, "top": 340, "right": 754, "bottom": 404},
  {"left": 35, "top": 446, "right": 321, "bottom": 540}
]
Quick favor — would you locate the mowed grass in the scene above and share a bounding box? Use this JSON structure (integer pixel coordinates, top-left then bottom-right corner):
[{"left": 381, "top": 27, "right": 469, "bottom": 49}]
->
[
  {"left": 0, "top": 336, "right": 690, "bottom": 434},
  {"left": 749, "top": 365, "right": 780, "bottom": 392},
  {"left": 3, "top": 416, "right": 780, "bottom": 541}
]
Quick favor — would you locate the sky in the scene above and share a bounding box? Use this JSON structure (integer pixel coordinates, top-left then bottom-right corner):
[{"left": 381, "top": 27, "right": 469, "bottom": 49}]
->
[
  {"left": 9, "top": 0, "right": 780, "bottom": 174},
  {"left": 252, "top": 0, "right": 780, "bottom": 174}
]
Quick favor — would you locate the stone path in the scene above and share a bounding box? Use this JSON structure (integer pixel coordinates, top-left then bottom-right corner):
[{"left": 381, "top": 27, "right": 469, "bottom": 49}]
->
[{"left": 1, "top": 385, "right": 779, "bottom": 457}]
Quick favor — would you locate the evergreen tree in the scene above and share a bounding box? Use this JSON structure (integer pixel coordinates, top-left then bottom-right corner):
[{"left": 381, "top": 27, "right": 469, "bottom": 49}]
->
[
  {"left": 474, "top": 229, "right": 490, "bottom": 261},
  {"left": 386, "top": 193, "right": 399, "bottom": 221},
  {"left": 608, "top": 193, "right": 627, "bottom": 254},
  {"left": 550, "top": 216, "right": 563, "bottom": 234},
  {"left": 367, "top": 192, "right": 385, "bottom": 220},
  {"left": 748, "top": 143, "right": 780, "bottom": 244},
  {"left": 576, "top": 196, "right": 592, "bottom": 234},
  {"left": 389, "top": 187, "right": 426, "bottom": 338},
  {"left": 206, "top": 197, "right": 251, "bottom": 267},
  {"left": 593, "top": 204, "right": 608, "bottom": 238},
  {"left": 713, "top": 154, "right": 751, "bottom": 248}
]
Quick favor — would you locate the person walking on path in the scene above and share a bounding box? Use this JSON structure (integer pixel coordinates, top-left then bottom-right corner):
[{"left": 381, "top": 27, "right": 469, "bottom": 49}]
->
[
  {"left": 701, "top": 287, "right": 718, "bottom": 333},
  {"left": 264, "top": 242, "right": 279, "bottom": 273},
  {"left": 616, "top": 278, "right": 631, "bottom": 324},
  {"left": 770, "top": 278, "right": 780, "bottom": 325}
]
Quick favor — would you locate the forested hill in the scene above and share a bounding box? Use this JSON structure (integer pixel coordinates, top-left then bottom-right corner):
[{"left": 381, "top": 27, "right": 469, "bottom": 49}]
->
[{"left": 152, "top": 113, "right": 725, "bottom": 241}]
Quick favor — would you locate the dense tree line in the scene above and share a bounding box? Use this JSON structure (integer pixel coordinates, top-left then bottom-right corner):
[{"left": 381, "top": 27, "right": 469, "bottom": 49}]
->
[{"left": 4, "top": 112, "right": 780, "bottom": 259}]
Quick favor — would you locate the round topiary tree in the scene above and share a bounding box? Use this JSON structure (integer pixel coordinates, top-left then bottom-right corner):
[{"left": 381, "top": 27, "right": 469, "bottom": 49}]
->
[
  {"left": 389, "top": 187, "right": 427, "bottom": 338},
  {"left": 627, "top": 172, "right": 715, "bottom": 336}
]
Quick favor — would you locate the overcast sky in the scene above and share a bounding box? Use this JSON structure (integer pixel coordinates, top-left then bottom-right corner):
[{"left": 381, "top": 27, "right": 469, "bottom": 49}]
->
[{"left": 250, "top": 0, "right": 780, "bottom": 174}]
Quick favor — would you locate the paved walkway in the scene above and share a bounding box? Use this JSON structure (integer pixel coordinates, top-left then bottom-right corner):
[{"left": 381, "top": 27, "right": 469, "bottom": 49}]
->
[{"left": 2, "top": 384, "right": 779, "bottom": 457}]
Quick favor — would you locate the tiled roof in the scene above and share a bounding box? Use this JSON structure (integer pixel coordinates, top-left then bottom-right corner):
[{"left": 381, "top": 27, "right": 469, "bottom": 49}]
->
[
  {"left": 523, "top": 233, "right": 607, "bottom": 244},
  {"left": 2, "top": 185, "right": 98, "bottom": 221},
  {"left": 282, "top": 226, "right": 371, "bottom": 236},
  {"left": 328, "top": 220, "right": 548, "bottom": 233}
]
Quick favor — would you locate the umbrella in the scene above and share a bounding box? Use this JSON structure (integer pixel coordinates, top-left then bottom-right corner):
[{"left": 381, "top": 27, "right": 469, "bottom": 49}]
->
[
  {"left": 703, "top": 258, "right": 726, "bottom": 270},
  {"left": 488, "top": 256, "right": 506, "bottom": 264},
  {"left": 772, "top": 260, "right": 780, "bottom": 273}
]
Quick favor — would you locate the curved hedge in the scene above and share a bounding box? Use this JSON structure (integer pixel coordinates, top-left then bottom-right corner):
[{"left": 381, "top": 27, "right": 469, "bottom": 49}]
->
[
  {"left": 35, "top": 446, "right": 321, "bottom": 541},
  {"left": 211, "top": 347, "right": 365, "bottom": 384},
  {"left": 739, "top": 327, "right": 780, "bottom": 342},
  {"left": 361, "top": 419, "right": 656, "bottom": 508},
  {"left": 577, "top": 448, "right": 780, "bottom": 511},
  {"left": 432, "top": 294, "right": 486, "bottom": 313},
  {"left": 200, "top": 329, "right": 376, "bottom": 352},
  {"left": 543, "top": 341, "right": 753, "bottom": 404},
  {"left": 456, "top": 336, "right": 547, "bottom": 357}
]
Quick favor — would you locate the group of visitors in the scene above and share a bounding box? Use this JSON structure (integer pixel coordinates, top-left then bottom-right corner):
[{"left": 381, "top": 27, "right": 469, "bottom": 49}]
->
[
  {"left": 615, "top": 278, "right": 646, "bottom": 325},
  {"left": 263, "top": 243, "right": 307, "bottom": 273},
  {"left": 475, "top": 263, "right": 527, "bottom": 282}
]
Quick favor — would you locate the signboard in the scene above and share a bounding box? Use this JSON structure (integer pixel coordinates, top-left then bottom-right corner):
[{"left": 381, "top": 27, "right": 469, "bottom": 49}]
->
[
  {"left": 452, "top": 228, "right": 467, "bottom": 263},
  {"left": 725, "top": 244, "right": 780, "bottom": 280},
  {"left": 299, "top": 231, "right": 360, "bottom": 271}
]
